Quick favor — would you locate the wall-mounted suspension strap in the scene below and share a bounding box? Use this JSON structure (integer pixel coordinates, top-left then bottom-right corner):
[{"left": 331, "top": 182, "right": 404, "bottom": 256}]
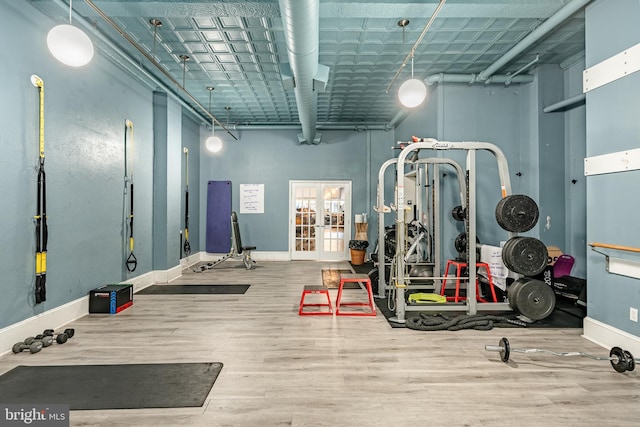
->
[
  {"left": 31, "top": 75, "right": 47, "bottom": 304},
  {"left": 183, "top": 147, "right": 191, "bottom": 256},
  {"left": 124, "top": 119, "right": 137, "bottom": 272}
]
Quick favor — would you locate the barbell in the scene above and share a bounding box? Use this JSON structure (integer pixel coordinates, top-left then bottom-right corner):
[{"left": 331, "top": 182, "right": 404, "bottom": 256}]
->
[{"left": 485, "top": 337, "right": 637, "bottom": 373}]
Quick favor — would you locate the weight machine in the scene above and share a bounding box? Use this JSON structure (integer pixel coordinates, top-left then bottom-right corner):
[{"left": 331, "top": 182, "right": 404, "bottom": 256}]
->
[
  {"left": 374, "top": 139, "right": 517, "bottom": 323},
  {"left": 374, "top": 157, "right": 468, "bottom": 303}
]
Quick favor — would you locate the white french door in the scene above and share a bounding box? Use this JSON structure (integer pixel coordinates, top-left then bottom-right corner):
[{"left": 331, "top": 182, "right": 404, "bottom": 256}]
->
[{"left": 289, "top": 181, "right": 352, "bottom": 261}]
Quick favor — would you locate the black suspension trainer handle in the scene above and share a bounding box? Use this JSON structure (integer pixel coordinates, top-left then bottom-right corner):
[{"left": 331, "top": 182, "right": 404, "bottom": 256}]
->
[
  {"left": 32, "top": 75, "right": 47, "bottom": 304},
  {"left": 126, "top": 180, "right": 137, "bottom": 272},
  {"left": 183, "top": 188, "right": 191, "bottom": 256}
]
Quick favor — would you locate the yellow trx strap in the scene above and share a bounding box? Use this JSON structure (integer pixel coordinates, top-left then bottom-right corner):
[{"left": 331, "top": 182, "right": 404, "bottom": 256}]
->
[{"left": 31, "top": 74, "right": 47, "bottom": 304}]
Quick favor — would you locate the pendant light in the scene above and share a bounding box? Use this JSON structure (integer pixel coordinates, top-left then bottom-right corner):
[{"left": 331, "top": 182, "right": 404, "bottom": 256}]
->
[
  {"left": 47, "top": 0, "right": 94, "bottom": 67},
  {"left": 396, "top": 19, "right": 426, "bottom": 108},
  {"left": 205, "top": 87, "right": 222, "bottom": 153},
  {"left": 398, "top": 54, "right": 427, "bottom": 108}
]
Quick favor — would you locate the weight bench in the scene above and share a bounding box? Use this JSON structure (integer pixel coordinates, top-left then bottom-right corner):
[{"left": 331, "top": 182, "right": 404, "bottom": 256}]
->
[{"left": 196, "top": 211, "right": 257, "bottom": 272}]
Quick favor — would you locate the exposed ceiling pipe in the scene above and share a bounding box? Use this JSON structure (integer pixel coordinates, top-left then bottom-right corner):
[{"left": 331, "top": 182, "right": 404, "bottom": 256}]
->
[
  {"left": 67, "top": 0, "right": 238, "bottom": 140},
  {"left": 543, "top": 93, "right": 586, "bottom": 113},
  {"left": 231, "top": 124, "right": 390, "bottom": 131},
  {"left": 478, "top": 0, "right": 592, "bottom": 81},
  {"left": 49, "top": 0, "right": 210, "bottom": 127},
  {"left": 279, "top": 0, "right": 327, "bottom": 144},
  {"left": 425, "top": 73, "right": 534, "bottom": 86},
  {"left": 385, "top": 110, "right": 409, "bottom": 130}
]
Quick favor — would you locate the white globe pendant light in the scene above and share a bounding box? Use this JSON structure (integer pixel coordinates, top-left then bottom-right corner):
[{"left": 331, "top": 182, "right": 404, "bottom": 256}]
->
[
  {"left": 393, "top": 18, "right": 427, "bottom": 109},
  {"left": 206, "top": 135, "right": 222, "bottom": 153},
  {"left": 398, "top": 53, "right": 427, "bottom": 108},
  {"left": 47, "top": 0, "right": 94, "bottom": 67},
  {"left": 398, "top": 78, "right": 427, "bottom": 108}
]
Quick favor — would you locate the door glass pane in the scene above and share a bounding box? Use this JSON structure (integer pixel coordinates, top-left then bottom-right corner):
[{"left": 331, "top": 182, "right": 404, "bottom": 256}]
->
[
  {"left": 295, "top": 186, "right": 317, "bottom": 252},
  {"left": 322, "top": 185, "right": 345, "bottom": 252}
]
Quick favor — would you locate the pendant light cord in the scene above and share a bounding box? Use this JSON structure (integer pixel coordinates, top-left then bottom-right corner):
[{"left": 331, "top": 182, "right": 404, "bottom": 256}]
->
[
  {"left": 69, "top": 0, "right": 73, "bottom": 24},
  {"left": 385, "top": 0, "right": 446, "bottom": 93},
  {"left": 208, "top": 87, "right": 215, "bottom": 136}
]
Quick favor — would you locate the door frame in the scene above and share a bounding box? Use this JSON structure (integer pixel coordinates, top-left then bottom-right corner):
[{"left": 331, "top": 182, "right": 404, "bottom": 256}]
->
[{"left": 289, "top": 180, "right": 352, "bottom": 261}]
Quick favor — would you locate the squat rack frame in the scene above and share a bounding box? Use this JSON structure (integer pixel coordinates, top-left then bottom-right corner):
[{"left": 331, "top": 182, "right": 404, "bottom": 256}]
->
[
  {"left": 375, "top": 157, "right": 468, "bottom": 300},
  {"left": 391, "top": 139, "right": 516, "bottom": 322}
]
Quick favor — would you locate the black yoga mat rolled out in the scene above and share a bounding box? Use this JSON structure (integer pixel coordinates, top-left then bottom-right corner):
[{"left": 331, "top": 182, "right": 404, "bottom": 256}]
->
[
  {"left": 137, "top": 284, "right": 250, "bottom": 294},
  {"left": 0, "top": 362, "right": 222, "bottom": 410}
]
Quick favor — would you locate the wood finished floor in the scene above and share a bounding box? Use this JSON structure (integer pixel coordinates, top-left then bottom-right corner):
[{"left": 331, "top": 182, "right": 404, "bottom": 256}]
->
[{"left": 1, "top": 260, "right": 639, "bottom": 426}]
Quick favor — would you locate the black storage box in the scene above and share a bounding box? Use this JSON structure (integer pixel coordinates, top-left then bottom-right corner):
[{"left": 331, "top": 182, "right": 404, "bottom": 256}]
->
[{"left": 89, "top": 284, "right": 133, "bottom": 314}]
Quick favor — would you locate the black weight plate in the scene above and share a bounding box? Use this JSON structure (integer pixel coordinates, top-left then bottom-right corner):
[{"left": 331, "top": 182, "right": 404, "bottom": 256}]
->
[
  {"left": 501, "top": 237, "right": 520, "bottom": 273},
  {"left": 499, "top": 337, "right": 511, "bottom": 362},
  {"left": 515, "top": 278, "right": 556, "bottom": 321},
  {"left": 451, "top": 205, "right": 466, "bottom": 221},
  {"left": 454, "top": 232, "right": 480, "bottom": 254},
  {"left": 503, "top": 237, "right": 548, "bottom": 276},
  {"left": 507, "top": 278, "right": 529, "bottom": 310},
  {"left": 454, "top": 233, "right": 467, "bottom": 253},
  {"left": 610, "top": 347, "right": 629, "bottom": 373},
  {"left": 495, "top": 195, "right": 539, "bottom": 233},
  {"left": 624, "top": 350, "right": 635, "bottom": 372}
]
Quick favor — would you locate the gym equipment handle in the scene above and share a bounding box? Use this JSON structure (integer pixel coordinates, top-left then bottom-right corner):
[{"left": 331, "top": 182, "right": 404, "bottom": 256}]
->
[{"left": 485, "top": 345, "right": 503, "bottom": 352}]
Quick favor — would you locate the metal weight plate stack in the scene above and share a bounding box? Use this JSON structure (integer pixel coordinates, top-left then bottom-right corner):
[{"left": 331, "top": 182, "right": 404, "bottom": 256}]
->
[
  {"left": 514, "top": 278, "right": 556, "bottom": 321},
  {"left": 507, "top": 277, "right": 529, "bottom": 309},
  {"left": 502, "top": 236, "right": 548, "bottom": 276},
  {"left": 495, "top": 194, "right": 539, "bottom": 233},
  {"left": 506, "top": 277, "right": 556, "bottom": 321}
]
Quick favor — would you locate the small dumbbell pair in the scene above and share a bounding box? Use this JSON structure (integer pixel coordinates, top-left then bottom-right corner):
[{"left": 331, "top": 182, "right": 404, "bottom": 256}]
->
[
  {"left": 12, "top": 340, "right": 44, "bottom": 354},
  {"left": 42, "top": 328, "right": 75, "bottom": 344},
  {"left": 12, "top": 328, "right": 75, "bottom": 354}
]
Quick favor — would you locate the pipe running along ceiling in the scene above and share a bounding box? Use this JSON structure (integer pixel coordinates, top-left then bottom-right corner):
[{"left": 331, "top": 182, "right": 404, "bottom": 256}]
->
[{"left": 31, "top": 0, "right": 589, "bottom": 140}]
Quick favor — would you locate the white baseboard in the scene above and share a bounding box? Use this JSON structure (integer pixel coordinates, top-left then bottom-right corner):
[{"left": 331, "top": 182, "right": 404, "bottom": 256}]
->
[
  {"left": 583, "top": 316, "right": 640, "bottom": 356},
  {"left": 1, "top": 262, "right": 184, "bottom": 356},
  {"left": 153, "top": 264, "right": 183, "bottom": 284},
  {"left": 0, "top": 296, "right": 89, "bottom": 357},
  {"left": 122, "top": 271, "right": 155, "bottom": 293},
  {"left": 198, "top": 250, "right": 290, "bottom": 262},
  {"left": 0, "top": 253, "right": 291, "bottom": 355}
]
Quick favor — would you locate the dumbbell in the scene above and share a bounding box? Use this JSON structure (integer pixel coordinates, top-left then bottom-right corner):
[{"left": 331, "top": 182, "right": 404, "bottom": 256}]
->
[
  {"left": 43, "top": 328, "right": 75, "bottom": 344},
  {"left": 12, "top": 341, "right": 43, "bottom": 354},
  {"left": 24, "top": 335, "right": 54, "bottom": 347}
]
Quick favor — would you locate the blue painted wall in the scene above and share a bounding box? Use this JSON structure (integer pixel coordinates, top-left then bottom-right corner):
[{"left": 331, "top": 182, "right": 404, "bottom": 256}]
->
[
  {"left": 0, "top": 1, "right": 200, "bottom": 329},
  {"left": 563, "top": 61, "right": 587, "bottom": 278},
  {"left": 395, "top": 82, "right": 537, "bottom": 262},
  {"left": 584, "top": 0, "right": 640, "bottom": 335},
  {"left": 199, "top": 128, "right": 393, "bottom": 252},
  {"left": 0, "top": 0, "right": 599, "bottom": 334}
]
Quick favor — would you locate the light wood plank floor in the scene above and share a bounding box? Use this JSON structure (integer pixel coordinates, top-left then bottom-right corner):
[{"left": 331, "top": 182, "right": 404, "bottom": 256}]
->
[{"left": 1, "top": 260, "right": 639, "bottom": 426}]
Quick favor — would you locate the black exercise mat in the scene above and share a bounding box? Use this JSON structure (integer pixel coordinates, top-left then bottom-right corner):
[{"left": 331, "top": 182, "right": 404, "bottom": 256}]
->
[
  {"left": 137, "top": 284, "right": 250, "bottom": 294},
  {"left": 0, "top": 362, "right": 222, "bottom": 410}
]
